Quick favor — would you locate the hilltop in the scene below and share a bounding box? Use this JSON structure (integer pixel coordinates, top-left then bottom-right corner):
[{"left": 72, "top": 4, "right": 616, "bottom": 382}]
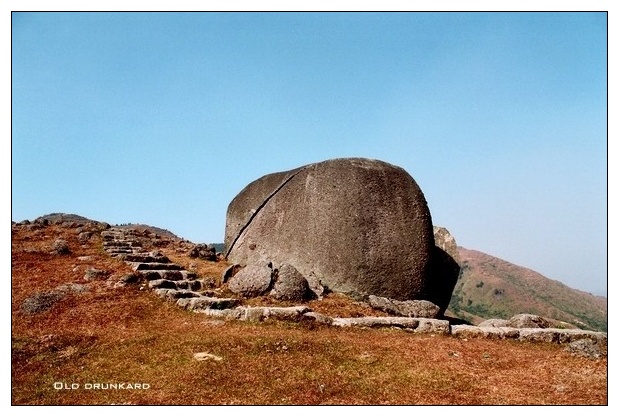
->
[{"left": 10, "top": 214, "right": 607, "bottom": 405}]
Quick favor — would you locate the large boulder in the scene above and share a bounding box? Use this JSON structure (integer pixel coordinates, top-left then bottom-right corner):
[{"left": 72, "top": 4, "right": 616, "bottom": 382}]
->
[{"left": 225, "top": 158, "right": 437, "bottom": 304}]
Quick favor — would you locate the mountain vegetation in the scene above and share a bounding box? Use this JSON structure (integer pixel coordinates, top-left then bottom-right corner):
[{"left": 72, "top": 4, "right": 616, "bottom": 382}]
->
[{"left": 447, "top": 248, "right": 607, "bottom": 332}]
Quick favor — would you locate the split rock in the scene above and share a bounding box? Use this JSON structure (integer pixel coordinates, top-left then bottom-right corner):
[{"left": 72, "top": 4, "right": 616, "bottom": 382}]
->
[{"left": 225, "top": 158, "right": 435, "bottom": 304}]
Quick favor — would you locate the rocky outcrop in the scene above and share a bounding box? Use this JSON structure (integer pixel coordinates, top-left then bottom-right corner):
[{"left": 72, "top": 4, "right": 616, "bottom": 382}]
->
[
  {"left": 426, "top": 226, "right": 461, "bottom": 315},
  {"left": 433, "top": 226, "right": 460, "bottom": 262},
  {"left": 189, "top": 244, "right": 217, "bottom": 261},
  {"left": 305, "top": 272, "right": 326, "bottom": 299},
  {"left": 368, "top": 295, "right": 440, "bottom": 318},
  {"left": 21, "top": 282, "right": 89, "bottom": 315},
  {"left": 225, "top": 158, "right": 437, "bottom": 305},
  {"left": 77, "top": 231, "right": 93, "bottom": 243}
]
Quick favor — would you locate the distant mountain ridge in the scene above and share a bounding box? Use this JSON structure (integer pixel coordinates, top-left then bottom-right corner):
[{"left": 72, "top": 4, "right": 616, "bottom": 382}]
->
[{"left": 447, "top": 247, "right": 607, "bottom": 332}]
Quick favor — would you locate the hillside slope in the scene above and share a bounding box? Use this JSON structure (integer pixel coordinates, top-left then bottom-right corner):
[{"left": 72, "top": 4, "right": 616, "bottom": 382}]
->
[
  {"left": 11, "top": 219, "right": 607, "bottom": 405},
  {"left": 447, "top": 248, "right": 607, "bottom": 332}
]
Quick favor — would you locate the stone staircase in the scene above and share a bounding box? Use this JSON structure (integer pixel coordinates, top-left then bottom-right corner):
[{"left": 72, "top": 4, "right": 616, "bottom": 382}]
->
[{"left": 101, "top": 228, "right": 240, "bottom": 310}]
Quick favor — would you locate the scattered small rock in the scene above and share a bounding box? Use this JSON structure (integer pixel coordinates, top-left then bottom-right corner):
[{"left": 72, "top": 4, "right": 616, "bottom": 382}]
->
[
  {"left": 193, "top": 352, "right": 223, "bottom": 362},
  {"left": 56, "top": 283, "right": 89, "bottom": 294},
  {"left": 51, "top": 239, "right": 70, "bottom": 255},
  {"left": 84, "top": 267, "right": 109, "bottom": 281},
  {"left": 77, "top": 231, "right": 92, "bottom": 243},
  {"left": 21, "top": 291, "right": 65, "bottom": 314},
  {"left": 507, "top": 314, "right": 551, "bottom": 329},
  {"left": 564, "top": 339, "right": 607, "bottom": 359},
  {"left": 20, "top": 282, "right": 89, "bottom": 314}
]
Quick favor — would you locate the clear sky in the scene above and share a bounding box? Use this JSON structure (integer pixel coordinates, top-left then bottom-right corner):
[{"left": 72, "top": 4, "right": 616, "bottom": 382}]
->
[{"left": 10, "top": 10, "right": 608, "bottom": 296}]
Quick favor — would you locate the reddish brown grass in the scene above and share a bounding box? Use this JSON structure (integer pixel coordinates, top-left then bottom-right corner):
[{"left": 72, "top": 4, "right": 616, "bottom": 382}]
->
[{"left": 11, "top": 224, "right": 607, "bottom": 405}]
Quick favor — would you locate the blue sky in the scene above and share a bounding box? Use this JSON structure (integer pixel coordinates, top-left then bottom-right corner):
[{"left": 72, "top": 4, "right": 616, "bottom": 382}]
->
[{"left": 10, "top": 11, "right": 607, "bottom": 296}]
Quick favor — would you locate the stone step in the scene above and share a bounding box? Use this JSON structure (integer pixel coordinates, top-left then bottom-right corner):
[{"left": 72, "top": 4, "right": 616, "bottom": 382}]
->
[
  {"left": 122, "top": 253, "right": 171, "bottom": 263},
  {"left": 196, "top": 306, "right": 311, "bottom": 322},
  {"left": 153, "top": 288, "right": 201, "bottom": 301},
  {"left": 140, "top": 270, "right": 197, "bottom": 281},
  {"left": 176, "top": 297, "right": 240, "bottom": 311},
  {"left": 302, "top": 312, "right": 334, "bottom": 325},
  {"left": 450, "top": 325, "right": 608, "bottom": 345},
  {"left": 103, "top": 241, "right": 132, "bottom": 248},
  {"left": 148, "top": 279, "right": 178, "bottom": 290},
  {"left": 330, "top": 317, "right": 450, "bottom": 334},
  {"left": 101, "top": 231, "right": 125, "bottom": 240},
  {"left": 176, "top": 280, "right": 203, "bottom": 291},
  {"left": 130, "top": 262, "right": 183, "bottom": 271},
  {"left": 197, "top": 308, "right": 242, "bottom": 320},
  {"left": 107, "top": 249, "right": 135, "bottom": 255},
  {"left": 103, "top": 237, "right": 142, "bottom": 247}
]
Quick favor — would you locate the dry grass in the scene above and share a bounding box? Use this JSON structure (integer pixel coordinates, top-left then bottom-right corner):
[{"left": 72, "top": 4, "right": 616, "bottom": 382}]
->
[{"left": 11, "top": 224, "right": 608, "bottom": 405}]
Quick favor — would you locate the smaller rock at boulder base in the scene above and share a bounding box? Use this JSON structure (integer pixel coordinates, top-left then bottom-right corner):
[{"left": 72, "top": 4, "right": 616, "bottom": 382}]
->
[
  {"left": 269, "top": 263, "right": 310, "bottom": 301},
  {"left": 227, "top": 264, "right": 273, "bottom": 298},
  {"left": 221, "top": 264, "right": 242, "bottom": 284}
]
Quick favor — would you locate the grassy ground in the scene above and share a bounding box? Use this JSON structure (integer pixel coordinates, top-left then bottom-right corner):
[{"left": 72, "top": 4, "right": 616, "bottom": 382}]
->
[{"left": 11, "top": 224, "right": 607, "bottom": 405}]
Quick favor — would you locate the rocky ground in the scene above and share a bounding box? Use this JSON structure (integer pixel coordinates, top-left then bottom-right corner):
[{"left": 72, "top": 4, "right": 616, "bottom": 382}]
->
[{"left": 11, "top": 217, "right": 608, "bottom": 405}]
